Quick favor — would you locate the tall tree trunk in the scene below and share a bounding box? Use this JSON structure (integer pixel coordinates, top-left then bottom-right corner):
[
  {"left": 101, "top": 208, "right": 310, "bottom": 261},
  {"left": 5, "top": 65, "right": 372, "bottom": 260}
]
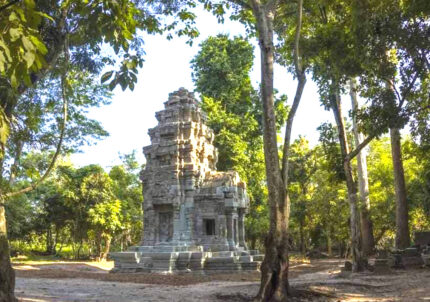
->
[
  {"left": 349, "top": 79, "right": 375, "bottom": 256},
  {"left": 330, "top": 90, "right": 365, "bottom": 272},
  {"left": 390, "top": 127, "right": 410, "bottom": 249},
  {"left": 0, "top": 203, "right": 17, "bottom": 302},
  {"left": 250, "top": 1, "right": 290, "bottom": 301}
]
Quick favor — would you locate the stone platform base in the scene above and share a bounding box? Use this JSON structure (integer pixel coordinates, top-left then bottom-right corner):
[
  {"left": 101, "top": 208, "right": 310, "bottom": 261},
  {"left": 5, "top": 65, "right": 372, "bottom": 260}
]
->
[{"left": 110, "top": 246, "right": 263, "bottom": 274}]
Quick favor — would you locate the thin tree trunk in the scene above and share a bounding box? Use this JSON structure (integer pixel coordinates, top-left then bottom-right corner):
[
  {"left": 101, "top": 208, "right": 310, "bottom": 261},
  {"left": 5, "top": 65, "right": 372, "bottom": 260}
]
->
[
  {"left": 97, "top": 239, "right": 102, "bottom": 261},
  {"left": 390, "top": 127, "right": 410, "bottom": 249},
  {"left": 77, "top": 239, "right": 83, "bottom": 260},
  {"left": 250, "top": 0, "right": 307, "bottom": 299},
  {"left": 251, "top": 237, "right": 256, "bottom": 250},
  {"left": 101, "top": 237, "right": 111, "bottom": 261},
  {"left": 299, "top": 220, "right": 305, "bottom": 255},
  {"left": 250, "top": 1, "right": 290, "bottom": 300},
  {"left": 53, "top": 225, "right": 61, "bottom": 254},
  {"left": 326, "top": 228, "right": 332, "bottom": 256},
  {"left": 0, "top": 203, "right": 17, "bottom": 302},
  {"left": 349, "top": 78, "right": 375, "bottom": 256},
  {"left": 46, "top": 225, "right": 54, "bottom": 254},
  {"left": 330, "top": 90, "right": 365, "bottom": 272}
]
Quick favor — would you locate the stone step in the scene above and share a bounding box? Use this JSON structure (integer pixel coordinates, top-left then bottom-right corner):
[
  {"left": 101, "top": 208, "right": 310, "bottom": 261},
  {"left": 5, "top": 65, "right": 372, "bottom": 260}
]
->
[
  {"left": 109, "top": 252, "right": 140, "bottom": 263},
  {"left": 422, "top": 254, "right": 430, "bottom": 266},
  {"left": 252, "top": 255, "right": 264, "bottom": 261}
]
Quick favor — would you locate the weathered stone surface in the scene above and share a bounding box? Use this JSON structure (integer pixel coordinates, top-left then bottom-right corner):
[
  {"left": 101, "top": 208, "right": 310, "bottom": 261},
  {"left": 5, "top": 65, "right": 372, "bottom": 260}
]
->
[
  {"left": 110, "top": 88, "right": 263, "bottom": 273},
  {"left": 422, "top": 246, "right": 430, "bottom": 266},
  {"left": 388, "top": 247, "right": 425, "bottom": 268},
  {"left": 415, "top": 231, "right": 430, "bottom": 248}
]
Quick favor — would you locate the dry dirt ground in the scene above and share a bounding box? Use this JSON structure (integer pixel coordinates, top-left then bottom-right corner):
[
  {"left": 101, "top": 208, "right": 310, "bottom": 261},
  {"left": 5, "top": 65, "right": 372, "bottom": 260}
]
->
[{"left": 13, "top": 258, "right": 430, "bottom": 302}]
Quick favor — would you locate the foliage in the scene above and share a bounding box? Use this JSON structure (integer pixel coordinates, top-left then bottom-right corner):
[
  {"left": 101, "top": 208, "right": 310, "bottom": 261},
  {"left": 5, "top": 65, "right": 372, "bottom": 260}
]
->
[
  {"left": 109, "top": 151, "right": 143, "bottom": 248},
  {"left": 6, "top": 151, "right": 143, "bottom": 259},
  {"left": 288, "top": 138, "right": 349, "bottom": 255},
  {"left": 192, "top": 35, "right": 269, "bottom": 248},
  {"left": 0, "top": 0, "right": 48, "bottom": 87},
  {"left": 191, "top": 35, "right": 289, "bottom": 249},
  {"left": 0, "top": 66, "right": 110, "bottom": 200}
]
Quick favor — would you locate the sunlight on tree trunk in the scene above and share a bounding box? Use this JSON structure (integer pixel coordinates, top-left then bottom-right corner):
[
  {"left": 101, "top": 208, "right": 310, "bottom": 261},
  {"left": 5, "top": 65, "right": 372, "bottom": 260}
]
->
[
  {"left": 330, "top": 91, "right": 365, "bottom": 272},
  {"left": 0, "top": 204, "right": 17, "bottom": 302},
  {"left": 350, "top": 79, "right": 375, "bottom": 256},
  {"left": 250, "top": 1, "right": 291, "bottom": 300}
]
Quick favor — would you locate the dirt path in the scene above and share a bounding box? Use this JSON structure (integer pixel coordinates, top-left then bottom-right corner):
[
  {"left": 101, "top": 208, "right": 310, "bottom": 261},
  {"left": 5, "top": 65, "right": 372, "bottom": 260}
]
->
[{"left": 14, "top": 259, "right": 430, "bottom": 301}]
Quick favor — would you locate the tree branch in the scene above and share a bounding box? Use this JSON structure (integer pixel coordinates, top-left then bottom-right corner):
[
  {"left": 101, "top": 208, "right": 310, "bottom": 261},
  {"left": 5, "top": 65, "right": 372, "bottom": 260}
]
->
[
  {"left": 5, "top": 32, "right": 70, "bottom": 199},
  {"left": 346, "top": 134, "right": 376, "bottom": 162},
  {"left": 249, "top": 0, "right": 261, "bottom": 12},
  {"left": 281, "top": 0, "right": 305, "bottom": 183},
  {"left": 398, "top": 68, "right": 420, "bottom": 109},
  {"left": 293, "top": 0, "right": 304, "bottom": 76},
  {"left": 265, "top": 0, "right": 279, "bottom": 12},
  {"left": 228, "top": 0, "right": 252, "bottom": 10}
]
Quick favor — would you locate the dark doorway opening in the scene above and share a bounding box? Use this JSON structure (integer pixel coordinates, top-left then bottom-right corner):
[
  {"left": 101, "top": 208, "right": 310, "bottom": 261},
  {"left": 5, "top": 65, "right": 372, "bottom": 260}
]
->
[{"left": 204, "top": 219, "right": 216, "bottom": 235}]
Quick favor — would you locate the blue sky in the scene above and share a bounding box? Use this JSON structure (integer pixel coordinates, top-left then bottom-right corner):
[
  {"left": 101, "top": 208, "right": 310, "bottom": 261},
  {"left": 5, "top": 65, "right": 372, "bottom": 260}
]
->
[{"left": 70, "top": 7, "right": 336, "bottom": 169}]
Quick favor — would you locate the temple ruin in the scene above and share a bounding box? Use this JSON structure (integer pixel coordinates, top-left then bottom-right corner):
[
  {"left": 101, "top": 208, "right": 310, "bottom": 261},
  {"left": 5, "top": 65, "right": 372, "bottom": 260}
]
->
[{"left": 111, "top": 88, "right": 263, "bottom": 273}]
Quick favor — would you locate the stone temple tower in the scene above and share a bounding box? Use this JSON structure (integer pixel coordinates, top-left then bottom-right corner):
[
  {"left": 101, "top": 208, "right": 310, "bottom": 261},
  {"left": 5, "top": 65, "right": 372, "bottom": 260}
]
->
[
  {"left": 111, "top": 88, "right": 263, "bottom": 273},
  {"left": 141, "top": 87, "right": 248, "bottom": 251}
]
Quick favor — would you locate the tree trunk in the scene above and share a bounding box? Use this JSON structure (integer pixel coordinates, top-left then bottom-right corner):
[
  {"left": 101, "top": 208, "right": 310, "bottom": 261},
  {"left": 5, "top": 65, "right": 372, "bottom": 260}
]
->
[
  {"left": 53, "top": 226, "right": 60, "bottom": 255},
  {"left": 97, "top": 234, "right": 103, "bottom": 260},
  {"left": 299, "top": 220, "right": 305, "bottom": 255},
  {"left": 390, "top": 127, "right": 410, "bottom": 249},
  {"left": 349, "top": 79, "right": 375, "bottom": 256},
  {"left": 326, "top": 228, "right": 332, "bottom": 256},
  {"left": 101, "top": 236, "right": 111, "bottom": 261},
  {"left": 330, "top": 91, "right": 365, "bottom": 272},
  {"left": 46, "top": 225, "right": 54, "bottom": 254},
  {"left": 251, "top": 2, "right": 290, "bottom": 301},
  {"left": 77, "top": 240, "right": 83, "bottom": 260},
  {"left": 250, "top": 237, "right": 256, "bottom": 250},
  {"left": 0, "top": 204, "right": 17, "bottom": 302}
]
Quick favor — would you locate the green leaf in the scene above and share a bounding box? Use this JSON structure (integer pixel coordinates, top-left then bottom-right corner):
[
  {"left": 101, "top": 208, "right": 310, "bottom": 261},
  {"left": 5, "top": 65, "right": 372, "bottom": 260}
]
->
[
  {"left": 108, "top": 78, "right": 117, "bottom": 91},
  {"left": 0, "top": 39, "right": 11, "bottom": 61},
  {"left": 24, "top": 0, "right": 36, "bottom": 10},
  {"left": 29, "top": 35, "right": 47, "bottom": 54},
  {"left": 9, "top": 28, "right": 21, "bottom": 42},
  {"left": 21, "top": 36, "right": 35, "bottom": 51},
  {"left": 119, "top": 75, "right": 127, "bottom": 91},
  {"left": 0, "top": 52, "right": 5, "bottom": 71},
  {"left": 0, "top": 108, "right": 9, "bottom": 144},
  {"left": 34, "top": 11, "right": 54, "bottom": 21},
  {"left": 9, "top": 12, "right": 19, "bottom": 22},
  {"left": 23, "top": 51, "right": 35, "bottom": 68},
  {"left": 10, "top": 70, "right": 18, "bottom": 88},
  {"left": 101, "top": 71, "right": 114, "bottom": 83}
]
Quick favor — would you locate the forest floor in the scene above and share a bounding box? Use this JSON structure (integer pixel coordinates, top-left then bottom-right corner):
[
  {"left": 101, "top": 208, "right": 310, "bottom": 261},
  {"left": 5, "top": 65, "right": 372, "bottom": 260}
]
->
[{"left": 13, "top": 258, "right": 430, "bottom": 301}]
